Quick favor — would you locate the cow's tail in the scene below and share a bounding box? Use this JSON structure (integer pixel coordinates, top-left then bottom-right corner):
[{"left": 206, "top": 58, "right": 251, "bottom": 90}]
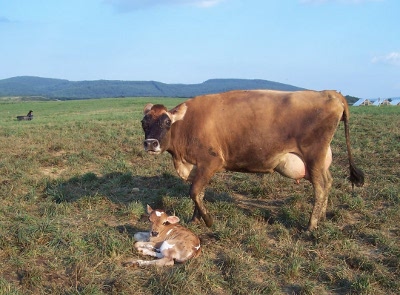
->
[{"left": 340, "top": 94, "right": 365, "bottom": 188}]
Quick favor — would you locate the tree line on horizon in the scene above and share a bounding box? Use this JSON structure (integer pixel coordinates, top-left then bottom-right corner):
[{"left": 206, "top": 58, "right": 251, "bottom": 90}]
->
[{"left": 0, "top": 76, "right": 360, "bottom": 104}]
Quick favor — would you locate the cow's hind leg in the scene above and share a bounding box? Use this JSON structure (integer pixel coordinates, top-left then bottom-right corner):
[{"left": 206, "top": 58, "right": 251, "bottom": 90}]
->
[
  {"left": 319, "top": 170, "right": 333, "bottom": 222},
  {"left": 308, "top": 168, "right": 332, "bottom": 231}
]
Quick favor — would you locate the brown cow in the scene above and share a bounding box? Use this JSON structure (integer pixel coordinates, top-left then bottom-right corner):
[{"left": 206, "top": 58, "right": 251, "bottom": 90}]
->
[
  {"left": 141, "top": 90, "right": 364, "bottom": 230},
  {"left": 124, "top": 205, "right": 201, "bottom": 267}
]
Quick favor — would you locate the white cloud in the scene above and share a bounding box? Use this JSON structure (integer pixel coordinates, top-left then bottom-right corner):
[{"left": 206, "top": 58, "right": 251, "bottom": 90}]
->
[
  {"left": 372, "top": 52, "right": 400, "bottom": 66},
  {"left": 104, "top": 0, "right": 224, "bottom": 11}
]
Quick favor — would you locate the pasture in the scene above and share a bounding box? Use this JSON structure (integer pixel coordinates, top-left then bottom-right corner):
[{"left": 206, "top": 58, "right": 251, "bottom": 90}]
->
[{"left": 0, "top": 97, "right": 399, "bottom": 294}]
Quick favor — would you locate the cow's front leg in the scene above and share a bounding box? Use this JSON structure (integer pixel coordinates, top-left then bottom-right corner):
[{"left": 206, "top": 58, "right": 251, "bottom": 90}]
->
[
  {"left": 192, "top": 193, "right": 213, "bottom": 227},
  {"left": 191, "top": 206, "right": 201, "bottom": 224},
  {"left": 190, "top": 191, "right": 212, "bottom": 226},
  {"left": 190, "top": 170, "right": 215, "bottom": 227}
]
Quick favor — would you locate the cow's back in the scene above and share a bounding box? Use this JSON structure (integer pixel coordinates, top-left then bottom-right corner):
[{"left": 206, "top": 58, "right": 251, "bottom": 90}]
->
[
  {"left": 171, "top": 90, "right": 344, "bottom": 171},
  {"left": 184, "top": 90, "right": 344, "bottom": 120}
]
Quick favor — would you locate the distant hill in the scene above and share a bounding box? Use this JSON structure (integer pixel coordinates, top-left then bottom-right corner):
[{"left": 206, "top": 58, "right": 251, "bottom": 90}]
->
[
  {"left": 344, "top": 95, "right": 360, "bottom": 105},
  {"left": 0, "top": 76, "right": 305, "bottom": 99}
]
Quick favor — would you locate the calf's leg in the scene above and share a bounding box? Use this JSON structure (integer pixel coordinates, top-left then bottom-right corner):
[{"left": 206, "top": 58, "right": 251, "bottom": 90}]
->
[
  {"left": 134, "top": 241, "right": 156, "bottom": 252},
  {"left": 123, "top": 257, "right": 175, "bottom": 267},
  {"left": 136, "top": 257, "right": 175, "bottom": 266}
]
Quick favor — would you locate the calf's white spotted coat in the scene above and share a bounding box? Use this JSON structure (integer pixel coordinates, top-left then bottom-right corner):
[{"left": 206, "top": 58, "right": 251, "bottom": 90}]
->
[{"left": 124, "top": 205, "right": 201, "bottom": 267}]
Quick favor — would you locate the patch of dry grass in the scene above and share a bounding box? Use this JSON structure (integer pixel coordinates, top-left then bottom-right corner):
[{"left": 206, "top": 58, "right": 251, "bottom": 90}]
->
[{"left": 0, "top": 99, "right": 399, "bottom": 294}]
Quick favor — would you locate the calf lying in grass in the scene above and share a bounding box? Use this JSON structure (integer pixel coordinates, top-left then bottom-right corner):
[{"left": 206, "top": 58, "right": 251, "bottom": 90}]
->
[{"left": 124, "top": 205, "right": 201, "bottom": 267}]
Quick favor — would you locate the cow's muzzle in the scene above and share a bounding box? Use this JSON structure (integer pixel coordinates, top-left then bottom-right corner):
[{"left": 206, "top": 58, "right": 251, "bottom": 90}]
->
[{"left": 144, "top": 139, "right": 161, "bottom": 153}]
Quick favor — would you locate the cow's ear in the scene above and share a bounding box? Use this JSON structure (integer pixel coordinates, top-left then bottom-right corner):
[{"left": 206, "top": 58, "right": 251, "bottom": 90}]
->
[
  {"left": 166, "top": 216, "right": 180, "bottom": 224},
  {"left": 147, "top": 204, "right": 154, "bottom": 214},
  {"left": 143, "top": 103, "right": 153, "bottom": 115},
  {"left": 169, "top": 103, "right": 187, "bottom": 123}
]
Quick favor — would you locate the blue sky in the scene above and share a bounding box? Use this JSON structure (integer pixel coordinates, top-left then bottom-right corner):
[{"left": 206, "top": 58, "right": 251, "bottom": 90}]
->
[{"left": 0, "top": 0, "right": 399, "bottom": 98}]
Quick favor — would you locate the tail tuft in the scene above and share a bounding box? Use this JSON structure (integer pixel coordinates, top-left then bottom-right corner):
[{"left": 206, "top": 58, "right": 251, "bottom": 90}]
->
[{"left": 349, "top": 163, "right": 364, "bottom": 187}]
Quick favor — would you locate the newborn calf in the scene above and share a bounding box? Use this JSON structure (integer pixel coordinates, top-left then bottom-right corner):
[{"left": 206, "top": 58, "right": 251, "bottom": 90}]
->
[{"left": 124, "top": 205, "right": 201, "bottom": 267}]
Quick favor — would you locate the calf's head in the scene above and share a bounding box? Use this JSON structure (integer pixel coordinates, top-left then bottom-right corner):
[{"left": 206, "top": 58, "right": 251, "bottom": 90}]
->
[
  {"left": 147, "top": 205, "right": 180, "bottom": 237},
  {"left": 141, "top": 103, "right": 187, "bottom": 154}
]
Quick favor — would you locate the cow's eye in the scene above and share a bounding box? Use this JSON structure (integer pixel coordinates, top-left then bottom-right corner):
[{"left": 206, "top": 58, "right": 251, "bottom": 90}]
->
[
  {"left": 165, "top": 119, "right": 171, "bottom": 128},
  {"left": 162, "top": 221, "right": 169, "bottom": 225},
  {"left": 141, "top": 120, "right": 148, "bottom": 130}
]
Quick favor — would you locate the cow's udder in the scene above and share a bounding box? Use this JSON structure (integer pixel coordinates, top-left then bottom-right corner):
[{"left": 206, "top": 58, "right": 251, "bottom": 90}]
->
[{"left": 274, "top": 153, "right": 307, "bottom": 181}]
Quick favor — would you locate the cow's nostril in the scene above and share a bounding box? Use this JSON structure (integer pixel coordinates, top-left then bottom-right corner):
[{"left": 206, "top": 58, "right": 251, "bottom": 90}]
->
[{"left": 144, "top": 139, "right": 159, "bottom": 151}]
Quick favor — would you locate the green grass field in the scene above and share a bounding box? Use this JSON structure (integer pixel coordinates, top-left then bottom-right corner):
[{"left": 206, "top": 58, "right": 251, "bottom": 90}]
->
[{"left": 0, "top": 98, "right": 399, "bottom": 294}]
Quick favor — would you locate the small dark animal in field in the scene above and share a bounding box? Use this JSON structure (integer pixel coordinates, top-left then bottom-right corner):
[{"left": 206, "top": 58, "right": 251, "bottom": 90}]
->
[
  {"left": 141, "top": 90, "right": 364, "bottom": 231},
  {"left": 17, "top": 110, "right": 33, "bottom": 121},
  {"left": 124, "top": 205, "right": 201, "bottom": 267}
]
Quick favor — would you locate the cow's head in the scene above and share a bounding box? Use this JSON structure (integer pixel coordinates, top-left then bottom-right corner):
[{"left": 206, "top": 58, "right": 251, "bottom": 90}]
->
[
  {"left": 147, "top": 205, "right": 180, "bottom": 237},
  {"left": 141, "top": 103, "right": 187, "bottom": 154}
]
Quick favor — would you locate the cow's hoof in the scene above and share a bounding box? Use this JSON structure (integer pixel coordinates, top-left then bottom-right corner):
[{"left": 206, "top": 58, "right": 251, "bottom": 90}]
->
[{"left": 203, "top": 214, "right": 213, "bottom": 227}]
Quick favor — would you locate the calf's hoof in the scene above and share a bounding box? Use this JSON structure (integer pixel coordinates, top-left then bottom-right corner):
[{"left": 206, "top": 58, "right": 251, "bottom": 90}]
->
[{"left": 122, "top": 260, "right": 139, "bottom": 268}]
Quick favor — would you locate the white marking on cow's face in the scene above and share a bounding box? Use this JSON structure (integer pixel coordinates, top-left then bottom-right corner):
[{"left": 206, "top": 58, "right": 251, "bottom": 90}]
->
[
  {"left": 155, "top": 211, "right": 164, "bottom": 217},
  {"left": 166, "top": 229, "right": 173, "bottom": 236}
]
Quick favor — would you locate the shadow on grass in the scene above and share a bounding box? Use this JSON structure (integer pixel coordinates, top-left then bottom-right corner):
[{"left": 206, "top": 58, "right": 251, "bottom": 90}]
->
[
  {"left": 45, "top": 171, "right": 310, "bottom": 230},
  {"left": 45, "top": 171, "right": 194, "bottom": 207}
]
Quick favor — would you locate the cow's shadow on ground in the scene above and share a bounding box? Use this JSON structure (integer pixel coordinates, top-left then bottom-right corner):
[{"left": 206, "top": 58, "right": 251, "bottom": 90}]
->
[
  {"left": 45, "top": 170, "right": 312, "bottom": 231},
  {"left": 45, "top": 171, "right": 189, "bottom": 207}
]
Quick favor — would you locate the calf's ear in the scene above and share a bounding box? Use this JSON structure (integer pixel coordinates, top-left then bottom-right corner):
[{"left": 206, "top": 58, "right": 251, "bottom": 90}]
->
[
  {"left": 143, "top": 103, "right": 153, "bottom": 115},
  {"left": 147, "top": 204, "right": 154, "bottom": 214},
  {"left": 169, "top": 103, "right": 187, "bottom": 123},
  {"left": 166, "top": 216, "right": 180, "bottom": 224}
]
